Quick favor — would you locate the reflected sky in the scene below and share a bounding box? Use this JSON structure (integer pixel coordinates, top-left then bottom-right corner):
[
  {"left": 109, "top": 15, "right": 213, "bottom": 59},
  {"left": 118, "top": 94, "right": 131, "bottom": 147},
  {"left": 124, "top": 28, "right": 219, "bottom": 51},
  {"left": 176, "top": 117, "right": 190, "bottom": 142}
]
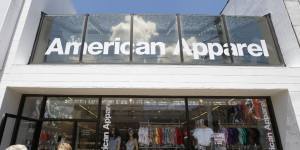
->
[
  {"left": 73, "top": 0, "right": 227, "bottom": 14},
  {"left": 32, "top": 14, "right": 282, "bottom": 65}
]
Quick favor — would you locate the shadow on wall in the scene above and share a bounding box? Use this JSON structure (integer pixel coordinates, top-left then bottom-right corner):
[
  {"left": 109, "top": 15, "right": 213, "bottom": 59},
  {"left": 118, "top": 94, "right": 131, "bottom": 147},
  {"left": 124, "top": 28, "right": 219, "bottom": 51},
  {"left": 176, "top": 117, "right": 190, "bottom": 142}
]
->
[{"left": 271, "top": 91, "right": 300, "bottom": 150}]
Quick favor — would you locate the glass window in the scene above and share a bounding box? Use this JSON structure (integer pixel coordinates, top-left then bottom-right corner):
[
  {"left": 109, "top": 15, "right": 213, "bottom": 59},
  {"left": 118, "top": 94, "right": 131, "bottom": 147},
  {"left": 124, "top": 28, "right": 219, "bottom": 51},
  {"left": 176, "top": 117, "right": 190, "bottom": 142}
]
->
[
  {"left": 15, "top": 120, "right": 36, "bottom": 149},
  {"left": 99, "top": 97, "right": 187, "bottom": 149},
  {"left": 32, "top": 15, "right": 85, "bottom": 64},
  {"left": 0, "top": 118, "right": 15, "bottom": 149},
  {"left": 44, "top": 97, "right": 98, "bottom": 119},
  {"left": 76, "top": 122, "right": 97, "bottom": 149},
  {"left": 225, "top": 16, "right": 282, "bottom": 65},
  {"left": 188, "top": 98, "right": 278, "bottom": 149},
  {"left": 132, "top": 15, "right": 181, "bottom": 64},
  {"left": 83, "top": 14, "right": 131, "bottom": 63},
  {"left": 22, "top": 96, "right": 43, "bottom": 119},
  {"left": 38, "top": 121, "right": 74, "bottom": 149},
  {"left": 180, "top": 15, "right": 231, "bottom": 64}
]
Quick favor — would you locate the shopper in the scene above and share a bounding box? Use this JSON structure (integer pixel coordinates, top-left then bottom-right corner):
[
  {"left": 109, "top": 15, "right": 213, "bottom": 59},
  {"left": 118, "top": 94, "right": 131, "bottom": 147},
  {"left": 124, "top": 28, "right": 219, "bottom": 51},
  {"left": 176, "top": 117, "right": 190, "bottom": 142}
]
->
[
  {"left": 6, "top": 145, "right": 27, "bottom": 150},
  {"left": 57, "top": 143, "right": 72, "bottom": 150}
]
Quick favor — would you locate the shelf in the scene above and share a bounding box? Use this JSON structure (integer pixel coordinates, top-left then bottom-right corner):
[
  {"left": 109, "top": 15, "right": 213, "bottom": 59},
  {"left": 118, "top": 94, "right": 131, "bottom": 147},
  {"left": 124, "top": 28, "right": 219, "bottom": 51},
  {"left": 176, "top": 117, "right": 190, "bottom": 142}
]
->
[{"left": 219, "top": 123, "right": 261, "bottom": 128}]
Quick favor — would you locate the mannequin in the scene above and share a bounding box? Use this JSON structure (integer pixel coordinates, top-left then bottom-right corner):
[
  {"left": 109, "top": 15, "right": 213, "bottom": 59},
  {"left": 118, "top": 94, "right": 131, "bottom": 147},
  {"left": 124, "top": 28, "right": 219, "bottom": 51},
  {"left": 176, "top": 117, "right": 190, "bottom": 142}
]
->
[
  {"left": 193, "top": 119, "right": 214, "bottom": 150},
  {"left": 31, "top": 100, "right": 41, "bottom": 118},
  {"left": 108, "top": 127, "right": 121, "bottom": 150},
  {"left": 126, "top": 128, "right": 138, "bottom": 150}
]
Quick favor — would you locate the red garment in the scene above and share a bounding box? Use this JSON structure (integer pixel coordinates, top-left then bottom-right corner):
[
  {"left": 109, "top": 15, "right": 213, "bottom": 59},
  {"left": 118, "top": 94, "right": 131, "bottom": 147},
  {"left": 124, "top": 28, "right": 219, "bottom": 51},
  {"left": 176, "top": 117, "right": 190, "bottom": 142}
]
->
[
  {"left": 253, "top": 99, "right": 262, "bottom": 120},
  {"left": 158, "top": 128, "right": 163, "bottom": 145},
  {"left": 155, "top": 128, "right": 160, "bottom": 144},
  {"left": 39, "top": 130, "right": 49, "bottom": 142},
  {"left": 175, "top": 128, "right": 184, "bottom": 145}
]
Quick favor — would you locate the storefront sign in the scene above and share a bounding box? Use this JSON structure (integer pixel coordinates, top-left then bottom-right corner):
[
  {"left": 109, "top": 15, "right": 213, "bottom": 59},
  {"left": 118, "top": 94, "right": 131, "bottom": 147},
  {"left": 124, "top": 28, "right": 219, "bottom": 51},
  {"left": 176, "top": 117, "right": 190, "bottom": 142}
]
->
[
  {"left": 261, "top": 101, "right": 276, "bottom": 150},
  {"left": 102, "top": 104, "right": 111, "bottom": 150},
  {"left": 45, "top": 37, "right": 269, "bottom": 60},
  {"left": 213, "top": 133, "right": 226, "bottom": 145}
]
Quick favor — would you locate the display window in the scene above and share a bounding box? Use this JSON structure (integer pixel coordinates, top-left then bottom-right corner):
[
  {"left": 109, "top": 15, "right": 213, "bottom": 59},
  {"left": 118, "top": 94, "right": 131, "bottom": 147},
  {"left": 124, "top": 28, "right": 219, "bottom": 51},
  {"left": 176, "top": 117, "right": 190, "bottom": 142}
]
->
[
  {"left": 188, "top": 98, "right": 278, "bottom": 150},
  {"left": 38, "top": 121, "right": 73, "bottom": 149},
  {"left": 99, "top": 98, "right": 187, "bottom": 149},
  {"left": 44, "top": 97, "right": 98, "bottom": 119},
  {"left": 9, "top": 96, "right": 281, "bottom": 150},
  {"left": 32, "top": 15, "right": 85, "bottom": 64}
]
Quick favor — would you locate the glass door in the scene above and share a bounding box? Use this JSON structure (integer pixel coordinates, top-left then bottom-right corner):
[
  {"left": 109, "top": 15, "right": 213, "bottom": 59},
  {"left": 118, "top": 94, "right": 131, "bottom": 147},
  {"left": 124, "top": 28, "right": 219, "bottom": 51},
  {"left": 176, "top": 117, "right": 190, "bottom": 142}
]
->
[{"left": 76, "top": 122, "right": 97, "bottom": 150}]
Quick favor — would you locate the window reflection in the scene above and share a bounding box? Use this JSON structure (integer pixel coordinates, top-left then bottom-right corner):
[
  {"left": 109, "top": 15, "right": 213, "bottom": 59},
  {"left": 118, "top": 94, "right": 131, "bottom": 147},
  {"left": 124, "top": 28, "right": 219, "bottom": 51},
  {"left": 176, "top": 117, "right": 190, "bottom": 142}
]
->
[
  {"left": 83, "top": 14, "right": 131, "bottom": 63},
  {"left": 16, "top": 120, "right": 36, "bottom": 149},
  {"left": 180, "top": 15, "right": 231, "bottom": 64},
  {"left": 32, "top": 16, "right": 85, "bottom": 64},
  {"left": 22, "top": 96, "right": 43, "bottom": 119},
  {"left": 132, "top": 15, "right": 181, "bottom": 64},
  {"left": 225, "top": 16, "right": 282, "bottom": 65},
  {"left": 44, "top": 97, "right": 98, "bottom": 119},
  {"left": 30, "top": 14, "right": 283, "bottom": 66}
]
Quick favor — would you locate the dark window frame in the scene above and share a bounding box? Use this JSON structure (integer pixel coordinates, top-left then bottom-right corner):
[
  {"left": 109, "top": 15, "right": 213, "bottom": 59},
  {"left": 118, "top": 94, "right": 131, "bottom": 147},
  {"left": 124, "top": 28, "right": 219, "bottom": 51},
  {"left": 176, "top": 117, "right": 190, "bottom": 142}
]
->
[{"left": 7, "top": 94, "right": 283, "bottom": 150}]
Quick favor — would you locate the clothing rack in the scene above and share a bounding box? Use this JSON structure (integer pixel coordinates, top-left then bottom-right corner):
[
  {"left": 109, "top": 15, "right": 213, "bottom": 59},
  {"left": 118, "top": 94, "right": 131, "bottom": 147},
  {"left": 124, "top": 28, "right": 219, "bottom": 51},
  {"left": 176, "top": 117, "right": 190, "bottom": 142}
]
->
[
  {"left": 140, "top": 145, "right": 185, "bottom": 149},
  {"left": 139, "top": 121, "right": 182, "bottom": 128},
  {"left": 219, "top": 123, "right": 259, "bottom": 128},
  {"left": 138, "top": 121, "right": 185, "bottom": 148}
]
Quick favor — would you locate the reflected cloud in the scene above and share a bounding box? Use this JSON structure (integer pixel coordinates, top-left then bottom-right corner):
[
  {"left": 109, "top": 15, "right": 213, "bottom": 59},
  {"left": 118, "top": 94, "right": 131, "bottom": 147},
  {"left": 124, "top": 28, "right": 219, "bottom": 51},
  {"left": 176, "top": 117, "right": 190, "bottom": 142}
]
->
[
  {"left": 110, "top": 15, "right": 131, "bottom": 41},
  {"left": 110, "top": 15, "right": 159, "bottom": 42}
]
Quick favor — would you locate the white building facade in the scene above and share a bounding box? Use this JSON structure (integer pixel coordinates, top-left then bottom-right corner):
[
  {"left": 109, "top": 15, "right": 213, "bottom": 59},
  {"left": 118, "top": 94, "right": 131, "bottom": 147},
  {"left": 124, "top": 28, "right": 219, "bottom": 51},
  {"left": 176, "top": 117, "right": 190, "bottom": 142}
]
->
[{"left": 0, "top": 0, "right": 300, "bottom": 149}]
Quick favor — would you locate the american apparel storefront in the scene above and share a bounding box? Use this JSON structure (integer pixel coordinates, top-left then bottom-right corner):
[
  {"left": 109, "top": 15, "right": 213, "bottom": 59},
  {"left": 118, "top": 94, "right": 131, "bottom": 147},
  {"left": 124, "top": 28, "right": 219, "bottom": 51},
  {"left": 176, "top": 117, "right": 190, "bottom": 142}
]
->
[{"left": 0, "top": 13, "right": 287, "bottom": 150}]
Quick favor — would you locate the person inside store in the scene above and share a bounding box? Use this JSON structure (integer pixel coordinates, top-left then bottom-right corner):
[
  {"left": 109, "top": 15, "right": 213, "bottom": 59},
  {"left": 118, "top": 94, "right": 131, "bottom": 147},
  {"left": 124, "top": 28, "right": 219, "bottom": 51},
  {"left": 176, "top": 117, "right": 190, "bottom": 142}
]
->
[
  {"left": 126, "top": 128, "right": 138, "bottom": 150},
  {"left": 109, "top": 127, "right": 121, "bottom": 150},
  {"left": 57, "top": 143, "right": 72, "bottom": 150}
]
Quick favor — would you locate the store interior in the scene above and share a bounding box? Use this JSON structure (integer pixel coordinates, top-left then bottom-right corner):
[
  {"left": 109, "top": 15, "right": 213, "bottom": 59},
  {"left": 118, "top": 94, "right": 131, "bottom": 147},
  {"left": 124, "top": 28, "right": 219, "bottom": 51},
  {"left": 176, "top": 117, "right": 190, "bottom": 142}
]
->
[{"left": 14, "top": 96, "right": 278, "bottom": 150}]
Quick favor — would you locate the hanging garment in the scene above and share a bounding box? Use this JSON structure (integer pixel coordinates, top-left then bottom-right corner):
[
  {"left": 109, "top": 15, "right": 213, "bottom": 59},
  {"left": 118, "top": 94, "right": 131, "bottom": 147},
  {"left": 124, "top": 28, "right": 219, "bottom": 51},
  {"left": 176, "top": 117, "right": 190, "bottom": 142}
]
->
[
  {"left": 248, "top": 128, "right": 260, "bottom": 145},
  {"left": 149, "top": 127, "right": 154, "bottom": 145},
  {"left": 138, "top": 127, "right": 150, "bottom": 145},
  {"left": 176, "top": 128, "right": 184, "bottom": 145},
  {"left": 226, "top": 128, "right": 239, "bottom": 145},
  {"left": 237, "top": 128, "right": 248, "bottom": 145},
  {"left": 170, "top": 127, "right": 176, "bottom": 145},
  {"left": 39, "top": 130, "right": 49, "bottom": 143},
  {"left": 192, "top": 128, "right": 214, "bottom": 146},
  {"left": 220, "top": 128, "right": 228, "bottom": 145},
  {"left": 138, "top": 127, "right": 143, "bottom": 144},
  {"left": 155, "top": 128, "right": 160, "bottom": 145},
  {"left": 253, "top": 99, "right": 262, "bottom": 120},
  {"left": 158, "top": 128, "right": 163, "bottom": 145}
]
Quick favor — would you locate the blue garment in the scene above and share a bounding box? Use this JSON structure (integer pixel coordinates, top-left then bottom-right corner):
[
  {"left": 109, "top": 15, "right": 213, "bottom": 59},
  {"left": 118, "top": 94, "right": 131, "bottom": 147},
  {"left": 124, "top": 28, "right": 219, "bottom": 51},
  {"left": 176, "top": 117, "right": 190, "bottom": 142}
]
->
[
  {"left": 126, "top": 140, "right": 135, "bottom": 150},
  {"left": 109, "top": 137, "right": 121, "bottom": 150}
]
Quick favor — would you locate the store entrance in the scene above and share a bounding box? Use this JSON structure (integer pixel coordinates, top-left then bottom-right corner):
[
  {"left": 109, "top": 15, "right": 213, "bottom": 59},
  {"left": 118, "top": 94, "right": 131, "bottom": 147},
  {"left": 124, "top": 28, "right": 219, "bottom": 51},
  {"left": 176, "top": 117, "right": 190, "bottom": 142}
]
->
[
  {"left": 1, "top": 95, "right": 282, "bottom": 150},
  {"left": 99, "top": 97, "right": 188, "bottom": 150}
]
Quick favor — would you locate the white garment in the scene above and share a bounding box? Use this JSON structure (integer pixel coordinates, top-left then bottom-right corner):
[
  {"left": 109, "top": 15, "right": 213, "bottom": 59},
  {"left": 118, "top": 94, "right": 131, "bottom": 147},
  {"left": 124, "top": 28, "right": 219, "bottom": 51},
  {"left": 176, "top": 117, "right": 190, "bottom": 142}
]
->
[
  {"left": 193, "top": 128, "right": 214, "bottom": 146},
  {"left": 138, "top": 127, "right": 149, "bottom": 145}
]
